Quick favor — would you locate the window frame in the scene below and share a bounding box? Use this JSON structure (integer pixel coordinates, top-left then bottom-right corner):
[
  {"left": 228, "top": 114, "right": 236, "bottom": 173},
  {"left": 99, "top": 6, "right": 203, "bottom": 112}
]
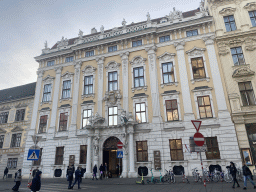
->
[
  {"left": 135, "top": 103, "right": 147, "bottom": 123},
  {"left": 80, "top": 102, "right": 94, "bottom": 129},
  {"left": 7, "top": 158, "right": 18, "bottom": 169},
  {"left": 197, "top": 96, "right": 213, "bottom": 119},
  {"left": 65, "top": 56, "right": 74, "bottom": 63},
  {"left": 59, "top": 112, "right": 68, "bottom": 132},
  {"left": 108, "top": 45, "right": 117, "bottom": 52},
  {"left": 238, "top": 81, "right": 256, "bottom": 106},
  {"left": 133, "top": 67, "right": 145, "bottom": 88},
  {"left": 85, "top": 50, "right": 94, "bottom": 57},
  {"left": 191, "top": 57, "right": 206, "bottom": 79},
  {"left": 82, "top": 65, "right": 96, "bottom": 98},
  {"left": 230, "top": 47, "right": 245, "bottom": 66},
  {"left": 10, "top": 133, "right": 22, "bottom": 148},
  {"left": 132, "top": 40, "right": 142, "bottom": 47},
  {"left": 136, "top": 141, "right": 148, "bottom": 162},
  {"left": 38, "top": 115, "right": 48, "bottom": 134},
  {"left": 205, "top": 137, "right": 221, "bottom": 160},
  {"left": 84, "top": 75, "right": 93, "bottom": 95},
  {"left": 130, "top": 56, "right": 147, "bottom": 91},
  {"left": 223, "top": 15, "right": 237, "bottom": 32},
  {"left": 108, "top": 71, "right": 118, "bottom": 91},
  {"left": 159, "top": 35, "right": 170, "bottom": 43},
  {"left": 82, "top": 109, "right": 92, "bottom": 128},
  {"left": 80, "top": 145, "right": 87, "bottom": 164},
  {"left": 165, "top": 100, "right": 179, "bottom": 122},
  {"left": 186, "top": 29, "right": 198, "bottom": 37},
  {"left": 108, "top": 106, "right": 118, "bottom": 126},
  {"left": 15, "top": 109, "right": 25, "bottom": 122},
  {"left": 62, "top": 80, "right": 71, "bottom": 99},
  {"left": 162, "top": 62, "right": 175, "bottom": 84},
  {"left": 249, "top": 10, "right": 256, "bottom": 27},
  {"left": 55, "top": 147, "right": 64, "bottom": 165},
  {"left": 0, "top": 111, "right": 9, "bottom": 124},
  {"left": 47, "top": 60, "right": 55, "bottom": 66},
  {"left": 169, "top": 139, "right": 184, "bottom": 161},
  {"left": 0, "top": 135, "right": 4, "bottom": 148},
  {"left": 42, "top": 84, "right": 52, "bottom": 102}
]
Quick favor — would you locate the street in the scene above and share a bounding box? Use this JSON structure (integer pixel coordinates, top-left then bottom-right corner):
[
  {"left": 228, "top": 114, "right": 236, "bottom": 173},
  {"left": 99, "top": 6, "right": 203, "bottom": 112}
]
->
[{"left": 1, "top": 177, "right": 256, "bottom": 192}]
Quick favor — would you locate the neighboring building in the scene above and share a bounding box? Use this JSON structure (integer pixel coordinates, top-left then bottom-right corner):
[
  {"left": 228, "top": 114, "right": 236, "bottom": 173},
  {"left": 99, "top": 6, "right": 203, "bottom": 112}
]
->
[
  {"left": 22, "top": 2, "right": 241, "bottom": 178},
  {"left": 0, "top": 82, "right": 36, "bottom": 178},
  {"left": 205, "top": 0, "right": 256, "bottom": 169}
]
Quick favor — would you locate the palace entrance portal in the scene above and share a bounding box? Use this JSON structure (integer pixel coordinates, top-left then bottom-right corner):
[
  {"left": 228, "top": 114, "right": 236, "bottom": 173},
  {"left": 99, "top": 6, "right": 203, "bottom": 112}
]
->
[{"left": 103, "top": 137, "right": 122, "bottom": 177}]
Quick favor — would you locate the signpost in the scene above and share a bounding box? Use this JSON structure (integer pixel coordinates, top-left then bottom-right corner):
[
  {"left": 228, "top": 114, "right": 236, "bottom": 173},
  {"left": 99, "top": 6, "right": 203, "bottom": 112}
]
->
[
  {"left": 117, "top": 141, "right": 123, "bottom": 177},
  {"left": 117, "top": 141, "right": 123, "bottom": 149},
  {"left": 27, "top": 149, "right": 40, "bottom": 160}
]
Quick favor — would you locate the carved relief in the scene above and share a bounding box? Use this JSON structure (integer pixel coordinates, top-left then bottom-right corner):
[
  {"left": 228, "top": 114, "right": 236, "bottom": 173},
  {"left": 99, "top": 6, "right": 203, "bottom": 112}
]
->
[
  {"left": 244, "top": 2, "right": 256, "bottom": 11},
  {"left": 130, "top": 56, "right": 147, "bottom": 66},
  {"left": 43, "top": 75, "right": 55, "bottom": 84},
  {"left": 61, "top": 71, "right": 74, "bottom": 79},
  {"left": 105, "top": 61, "right": 121, "bottom": 71},
  {"left": 82, "top": 65, "right": 97, "bottom": 75},
  {"left": 232, "top": 67, "right": 255, "bottom": 78},
  {"left": 157, "top": 52, "right": 176, "bottom": 62},
  {"left": 219, "top": 7, "right": 236, "bottom": 16},
  {"left": 217, "top": 42, "right": 230, "bottom": 56},
  {"left": 186, "top": 47, "right": 206, "bottom": 56},
  {"left": 245, "top": 37, "right": 256, "bottom": 51},
  {"left": 104, "top": 90, "right": 122, "bottom": 105},
  {"left": 57, "top": 37, "right": 69, "bottom": 48}
]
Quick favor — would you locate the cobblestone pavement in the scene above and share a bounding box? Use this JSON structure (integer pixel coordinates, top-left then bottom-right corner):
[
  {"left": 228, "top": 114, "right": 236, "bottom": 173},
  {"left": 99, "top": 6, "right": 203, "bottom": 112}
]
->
[{"left": 0, "top": 177, "right": 256, "bottom": 192}]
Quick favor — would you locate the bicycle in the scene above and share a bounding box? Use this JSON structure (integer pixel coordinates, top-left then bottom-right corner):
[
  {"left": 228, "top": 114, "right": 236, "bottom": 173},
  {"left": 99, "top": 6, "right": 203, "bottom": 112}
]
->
[
  {"left": 210, "top": 168, "right": 221, "bottom": 182},
  {"left": 223, "top": 167, "right": 233, "bottom": 183},
  {"left": 192, "top": 168, "right": 202, "bottom": 182}
]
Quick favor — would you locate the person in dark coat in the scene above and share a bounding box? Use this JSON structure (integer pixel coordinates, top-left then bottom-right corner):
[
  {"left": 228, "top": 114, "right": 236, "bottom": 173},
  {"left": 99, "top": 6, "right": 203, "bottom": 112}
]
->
[
  {"left": 104, "top": 163, "right": 108, "bottom": 179},
  {"left": 12, "top": 169, "right": 21, "bottom": 191},
  {"left": 67, "top": 165, "right": 74, "bottom": 189},
  {"left": 30, "top": 171, "right": 42, "bottom": 192},
  {"left": 3, "top": 167, "right": 8, "bottom": 180},
  {"left": 32, "top": 167, "right": 39, "bottom": 178},
  {"left": 72, "top": 167, "right": 82, "bottom": 189},
  {"left": 230, "top": 162, "right": 240, "bottom": 188},
  {"left": 242, "top": 162, "right": 256, "bottom": 190},
  {"left": 92, "top": 165, "right": 98, "bottom": 180},
  {"left": 99, "top": 164, "right": 104, "bottom": 180}
]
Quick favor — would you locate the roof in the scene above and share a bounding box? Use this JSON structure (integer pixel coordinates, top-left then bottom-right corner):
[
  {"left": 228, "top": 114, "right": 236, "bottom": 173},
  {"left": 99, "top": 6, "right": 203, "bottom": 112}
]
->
[{"left": 0, "top": 82, "right": 36, "bottom": 103}]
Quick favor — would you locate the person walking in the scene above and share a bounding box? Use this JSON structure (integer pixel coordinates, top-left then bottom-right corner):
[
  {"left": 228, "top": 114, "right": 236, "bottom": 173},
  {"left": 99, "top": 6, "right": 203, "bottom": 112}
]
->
[
  {"left": 30, "top": 171, "right": 42, "bottom": 192},
  {"left": 12, "top": 169, "right": 22, "bottom": 192},
  {"left": 72, "top": 167, "right": 82, "bottom": 189},
  {"left": 230, "top": 162, "right": 240, "bottom": 188},
  {"left": 32, "top": 167, "right": 39, "bottom": 178},
  {"left": 99, "top": 164, "right": 104, "bottom": 180},
  {"left": 242, "top": 162, "right": 256, "bottom": 190},
  {"left": 67, "top": 165, "right": 74, "bottom": 189},
  {"left": 104, "top": 163, "right": 108, "bottom": 179},
  {"left": 92, "top": 165, "right": 98, "bottom": 180},
  {"left": 3, "top": 167, "right": 8, "bottom": 180}
]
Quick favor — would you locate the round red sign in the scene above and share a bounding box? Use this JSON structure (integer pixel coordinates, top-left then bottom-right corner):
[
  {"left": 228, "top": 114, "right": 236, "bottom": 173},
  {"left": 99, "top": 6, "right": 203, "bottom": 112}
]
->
[
  {"left": 117, "top": 141, "right": 123, "bottom": 149},
  {"left": 194, "top": 132, "right": 205, "bottom": 146}
]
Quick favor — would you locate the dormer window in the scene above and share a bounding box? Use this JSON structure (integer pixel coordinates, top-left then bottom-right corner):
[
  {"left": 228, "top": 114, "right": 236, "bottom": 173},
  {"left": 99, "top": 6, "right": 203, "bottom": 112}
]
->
[
  {"left": 108, "top": 45, "right": 117, "bottom": 52},
  {"left": 47, "top": 60, "right": 55, "bottom": 66},
  {"left": 86, "top": 50, "right": 94, "bottom": 57},
  {"left": 65, "top": 56, "right": 73, "bottom": 63},
  {"left": 186, "top": 29, "right": 198, "bottom": 37}
]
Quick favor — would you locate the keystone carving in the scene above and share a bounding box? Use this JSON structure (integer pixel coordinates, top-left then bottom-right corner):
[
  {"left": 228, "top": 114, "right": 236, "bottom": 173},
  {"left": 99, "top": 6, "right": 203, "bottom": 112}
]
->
[
  {"left": 219, "top": 7, "right": 236, "bottom": 16},
  {"left": 232, "top": 67, "right": 255, "bottom": 78}
]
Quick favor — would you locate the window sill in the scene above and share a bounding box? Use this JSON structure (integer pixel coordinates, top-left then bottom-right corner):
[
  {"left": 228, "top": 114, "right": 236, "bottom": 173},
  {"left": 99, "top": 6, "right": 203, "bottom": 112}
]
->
[
  {"left": 81, "top": 93, "right": 95, "bottom": 99},
  {"left": 41, "top": 101, "right": 52, "bottom": 106},
  {"left": 160, "top": 82, "right": 178, "bottom": 88},
  {"left": 136, "top": 161, "right": 152, "bottom": 164},
  {"left": 132, "top": 86, "right": 148, "bottom": 93},
  {"left": 191, "top": 77, "right": 210, "bottom": 84},
  {"left": 60, "top": 97, "right": 72, "bottom": 103}
]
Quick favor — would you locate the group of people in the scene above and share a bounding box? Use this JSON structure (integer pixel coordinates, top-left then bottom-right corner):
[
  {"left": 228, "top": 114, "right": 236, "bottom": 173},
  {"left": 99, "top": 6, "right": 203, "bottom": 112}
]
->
[
  {"left": 66, "top": 164, "right": 83, "bottom": 190},
  {"left": 92, "top": 163, "right": 121, "bottom": 180}
]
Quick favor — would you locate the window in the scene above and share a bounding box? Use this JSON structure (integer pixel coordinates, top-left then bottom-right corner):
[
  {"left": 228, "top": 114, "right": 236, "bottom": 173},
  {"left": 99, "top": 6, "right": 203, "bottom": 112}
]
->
[
  {"left": 84, "top": 76, "right": 93, "bottom": 95},
  {"left": 10, "top": 133, "right": 22, "bottom": 148},
  {"left": 231, "top": 47, "right": 245, "bottom": 66},
  {"left": 15, "top": 109, "right": 25, "bottom": 121},
  {"left": 108, "top": 71, "right": 118, "bottom": 91},
  {"left": 7, "top": 158, "right": 18, "bottom": 169},
  {"left": 47, "top": 60, "right": 55, "bottom": 66},
  {"left": 39, "top": 115, "right": 47, "bottom": 133},
  {"left": 135, "top": 103, "right": 146, "bottom": 123},
  {"left": 186, "top": 29, "right": 198, "bottom": 37},
  {"left": 239, "top": 82, "right": 256, "bottom": 106},
  {"left": 241, "top": 148, "right": 253, "bottom": 166},
  {"left": 62, "top": 80, "right": 71, "bottom": 99},
  {"left": 169, "top": 139, "right": 184, "bottom": 161},
  {"left": 108, "top": 45, "right": 117, "bottom": 52},
  {"left": 65, "top": 56, "right": 73, "bottom": 63},
  {"left": 55, "top": 147, "right": 64, "bottom": 165},
  {"left": 162, "top": 62, "right": 175, "bottom": 83},
  {"left": 191, "top": 57, "right": 206, "bottom": 79},
  {"left": 42, "top": 84, "right": 52, "bottom": 102},
  {"left": 136, "top": 141, "right": 148, "bottom": 162},
  {"left": 85, "top": 50, "right": 94, "bottom": 57},
  {"left": 59, "top": 112, "right": 68, "bottom": 131},
  {"left": 82, "top": 109, "right": 92, "bottom": 128},
  {"left": 33, "top": 148, "right": 43, "bottom": 166},
  {"left": 159, "top": 35, "right": 170, "bottom": 42},
  {"left": 249, "top": 11, "right": 256, "bottom": 27},
  {"left": 80, "top": 145, "right": 87, "bottom": 164},
  {"left": 132, "top": 40, "right": 142, "bottom": 47},
  {"left": 166, "top": 100, "right": 179, "bottom": 121},
  {"left": 205, "top": 137, "right": 220, "bottom": 159},
  {"left": 0, "top": 112, "right": 9, "bottom": 124},
  {"left": 0, "top": 135, "right": 4, "bottom": 148},
  {"left": 108, "top": 107, "right": 118, "bottom": 126},
  {"left": 224, "top": 15, "right": 237, "bottom": 32},
  {"left": 134, "top": 67, "right": 144, "bottom": 87},
  {"left": 197, "top": 96, "right": 213, "bottom": 119}
]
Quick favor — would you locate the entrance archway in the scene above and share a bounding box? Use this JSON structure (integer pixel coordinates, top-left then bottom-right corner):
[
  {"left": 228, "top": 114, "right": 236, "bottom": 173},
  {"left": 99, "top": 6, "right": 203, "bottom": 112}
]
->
[{"left": 103, "top": 137, "right": 122, "bottom": 177}]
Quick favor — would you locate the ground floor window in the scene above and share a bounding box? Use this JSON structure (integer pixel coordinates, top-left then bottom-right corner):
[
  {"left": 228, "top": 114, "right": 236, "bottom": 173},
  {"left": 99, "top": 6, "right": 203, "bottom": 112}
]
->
[
  {"left": 245, "top": 124, "right": 256, "bottom": 164},
  {"left": 169, "top": 139, "right": 184, "bottom": 161},
  {"left": 7, "top": 158, "right": 18, "bottom": 169},
  {"left": 205, "top": 137, "right": 220, "bottom": 160},
  {"left": 136, "top": 141, "right": 148, "bottom": 162},
  {"left": 55, "top": 147, "right": 64, "bottom": 165},
  {"left": 80, "top": 145, "right": 87, "bottom": 164}
]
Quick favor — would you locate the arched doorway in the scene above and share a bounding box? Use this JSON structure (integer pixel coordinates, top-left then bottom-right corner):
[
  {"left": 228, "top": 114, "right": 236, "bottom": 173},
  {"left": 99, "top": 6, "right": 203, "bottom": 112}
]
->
[{"left": 103, "top": 137, "right": 122, "bottom": 177}]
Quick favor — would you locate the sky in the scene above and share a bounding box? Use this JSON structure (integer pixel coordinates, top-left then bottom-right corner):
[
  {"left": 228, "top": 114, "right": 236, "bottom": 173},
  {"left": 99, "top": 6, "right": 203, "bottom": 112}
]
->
[{"left": 0, "top": 0, "right": 201, "bottom": 90}]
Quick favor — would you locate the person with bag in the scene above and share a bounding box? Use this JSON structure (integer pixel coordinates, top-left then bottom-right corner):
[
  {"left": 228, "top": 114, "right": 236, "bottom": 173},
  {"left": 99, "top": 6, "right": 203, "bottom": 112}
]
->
[
  {"left": 67, "top": 165, "right": 74, "bottom": 189},
  {"left": 99, "top": 164, "right": 104, "bottom": 180},
  {"left": 92, "top": 165, "right": 98, "bottom": 180},
  {"left": 30, "top": 171, "right": 42, "bottom": 192},
  {"left": 242, "top": 162, "right": 256, "bottom": 190},
  {"left": 230, "top": 162, "right": 240, "bottom": 188},
  {"left": 72, "top": 167, "right": 82, "bottom": 189},
  {"left": 3, "top": 167, "right": 8, "bottom": 180},
  {"left": 12, "top": 169, "right": 22, "bottom": 191}
]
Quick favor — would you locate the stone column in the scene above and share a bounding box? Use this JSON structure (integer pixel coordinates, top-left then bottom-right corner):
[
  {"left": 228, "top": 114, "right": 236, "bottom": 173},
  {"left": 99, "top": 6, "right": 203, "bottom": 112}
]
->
[
  {"left": 127, "top": 124, "right": 136, "bottom": 178},
  {"left": 174, "top": 41, "right": 194, "bottom": 121},
  {"left": 120, "top": 52, "right": 129, "bottom": 115},
  {"left": 93, "top": 132, "right": 100, "bottom": 168},
  {"left": 145, "top": 45, "right": 162, "bottom": 124},
  {"left": 85, "top": 135, "right": 92, "bottom": 177},
  {"left": 69, "top": 61, "right": 82, "bottom": 136},
  {"left": 96, "top": 57, "right": 105, "bottom": 116},
  {"left": 121, "top": 126, "right": 128, "bottom": 178}
]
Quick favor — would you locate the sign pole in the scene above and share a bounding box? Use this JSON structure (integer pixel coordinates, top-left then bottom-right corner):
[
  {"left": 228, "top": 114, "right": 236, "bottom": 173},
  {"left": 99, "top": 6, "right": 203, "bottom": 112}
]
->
[{"left": 119, "top": 158, "right": 120, "bottom": 177}]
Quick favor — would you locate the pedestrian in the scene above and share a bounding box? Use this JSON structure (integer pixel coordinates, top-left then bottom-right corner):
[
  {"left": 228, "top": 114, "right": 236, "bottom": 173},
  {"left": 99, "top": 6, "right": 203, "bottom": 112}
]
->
[
  {"left": 99, "top": 164, "right": 104, "bottom": 180},
  {"left": 3, "top": 167, "right": 8, "bottom": 180},
  {"left": 12, "top": 169, "right": 22, "bottom": 192},
  {"left": 32, "top": 167, "right": 39, "bottom": 178},
  {"left": 72, "top": 167, "right": 82, "bottom": 189},
  {"left": 242, "top": 162, "right": 256, "bottom": 190},
  {"left": 116, "top": 163, "right": 119, "bottom": 177},
  {"left": 104, "top": 162, "right": 108, "bottom": 179},
  {"left": 92, "top": 165, "right": 98, "bottom": 180},
  {"left": 67, "top": 165, "right": 74, "bottom": 189},
  {"left": 230, "top": 162, "right": 240, "bottom": 188},
  {"left": 30, "top": 171, "right": 42, "bottom": 192}
]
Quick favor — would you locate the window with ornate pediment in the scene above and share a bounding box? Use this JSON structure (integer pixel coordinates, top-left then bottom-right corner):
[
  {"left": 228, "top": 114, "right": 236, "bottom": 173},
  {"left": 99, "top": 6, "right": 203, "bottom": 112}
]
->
[
  {"left": 249, "top": 11, "right": 256, "bottom": 27},
  {"left": 57, "top": 105, "right": 71, "bottom": 131},
  {"left": 0, "top": 112, "right": 9, "bottom": 124},
  {"left": 231, "top": 47, "right": 245, "bottom": 66},
  {"left": 60, "top": 72, "right": 74, "bottom": 101},
  {"left": 223, "top": 15, "right": 237, "bottom": 32},
  {"left": 42, "top": 75, "right": 55, "bottom": 103},
  {"left": 105, "top": 61, "right": 121, "bottom": 92},
  {"left": 80, "top": 100, "right": 95, "bottom": 129},
  {"left": 238, "top": 82, "right": 256, "bottom": 106},
  {"left": 0, "top": 135, "right": 4, "bottom": 148},
  {"left": 82, "top": 65, "right": 96, "bottom": 99},
  {"left": 10, "top": 133, "right": 22, "bottom": 148}
]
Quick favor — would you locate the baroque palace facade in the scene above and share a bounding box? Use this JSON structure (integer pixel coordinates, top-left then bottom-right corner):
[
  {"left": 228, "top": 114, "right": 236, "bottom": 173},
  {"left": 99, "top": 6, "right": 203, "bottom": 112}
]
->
[
  {"left": 22, "top": 1, "right": 241, "bottom": 178},
  {"left": 205, "top": 0, "right": 256, "bottom": 169}
]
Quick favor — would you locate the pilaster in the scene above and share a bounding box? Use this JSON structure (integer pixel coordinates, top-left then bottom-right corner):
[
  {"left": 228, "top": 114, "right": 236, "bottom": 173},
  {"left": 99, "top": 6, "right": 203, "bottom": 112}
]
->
[
  {"left": 120, "top": 52, "right": 129, "bottom": 116},
  {"left": 127, "top": 123, "right": 136, "bottom": 178},
  {"left": 96, "top": 57, "right": 105, "bottom": 116}
]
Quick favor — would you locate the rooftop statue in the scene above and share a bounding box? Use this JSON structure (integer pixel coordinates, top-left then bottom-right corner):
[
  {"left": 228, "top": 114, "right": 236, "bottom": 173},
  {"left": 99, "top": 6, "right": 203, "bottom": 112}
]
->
[
  {"left": 78, "top": 29, "right": 83, "bottom": 39},
  {"left": 100, "top": 25, "right": 104, "bottom": 34},
  {"left": 122, "top": 18, "right": 127, "bottom": 27}
]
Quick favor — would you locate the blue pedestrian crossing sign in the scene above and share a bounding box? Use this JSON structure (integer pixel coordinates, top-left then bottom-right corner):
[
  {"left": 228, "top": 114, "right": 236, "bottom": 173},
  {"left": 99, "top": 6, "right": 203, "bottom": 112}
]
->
[
  {"left": 27, "top": 149, "right": 40, "bottom": 161},
  {"left": 117, "top": 151, "right": 123, "bottom": 158}
]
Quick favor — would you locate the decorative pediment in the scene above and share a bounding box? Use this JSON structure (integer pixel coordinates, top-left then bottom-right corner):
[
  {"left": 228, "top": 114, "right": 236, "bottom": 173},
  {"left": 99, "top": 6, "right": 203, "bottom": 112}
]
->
[
  {"left": 0, "top": 128, "right": 6, "bottom": 133},
  {"left": 219, "top": 7, "right": 236, "bottom": 16},
  {"left": 103, "top": 90, "right": 122, "bottom": 105},
  {"left": 105, "top": 61, "right": 121, "bottom": 71},
  {"left": 61, "top": 71, "right": 74, "bottom": 79},
  {"left": 244, "top": 2, "right": 256, "bottom": 11},
  {"left": 0, "top": 106, "right": 11, "bottom": 111},
  {"left": 88, "top": 112, "right": 105, "bottom": 126},
  {"left": 157, "top": 52, "right": 176, "bottom": 62},
  {"left": 57, "top": 36, "right": 69, "bottom": 48},
  {"left": 186, "top": 47, "right": 206, "bottom": 56},
  {"left": 130, "top": 56, "right": 146, "bottom": 66},
  {"left": 43, "top": 75, "right": 55, "bottom": 83},
  {"left": 245, "top": 37, "right": 256, "bottom": 51},
  {"left": 15, "top": 103, "right": 27, "bottom": 108},
  {"left": 217, "top": 42, "right": 230, "bottom": 56},
  {"left": 232, "top": 67, "right": 255, "bottom": 78},
  {"left": 228, "top": 38, "right": 244, "bottom": 47},
  {"left": 82, "top": 65, "right": 97, "bottom": 75},
  {"left": 11, "top": 126, "right": 23, "bottom": 132}
]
